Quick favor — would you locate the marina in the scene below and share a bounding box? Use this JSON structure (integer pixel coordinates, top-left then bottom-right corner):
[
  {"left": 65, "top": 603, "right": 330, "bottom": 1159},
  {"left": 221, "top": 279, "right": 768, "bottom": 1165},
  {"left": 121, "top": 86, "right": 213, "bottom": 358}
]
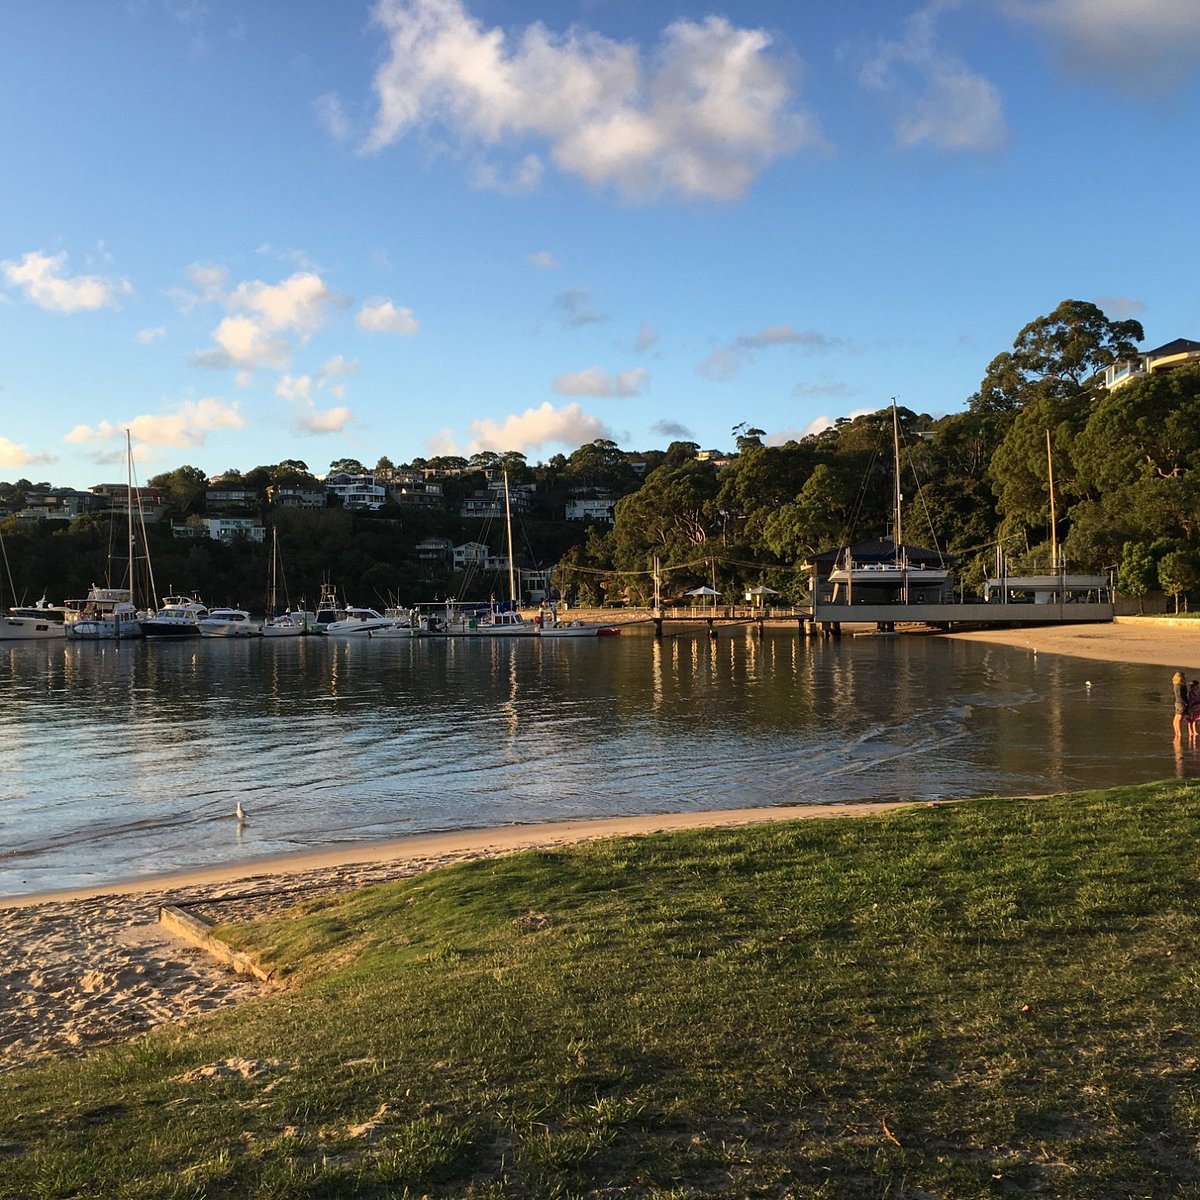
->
[{"left": 0, "top": 626, "right": 1181, "bottom": 898}]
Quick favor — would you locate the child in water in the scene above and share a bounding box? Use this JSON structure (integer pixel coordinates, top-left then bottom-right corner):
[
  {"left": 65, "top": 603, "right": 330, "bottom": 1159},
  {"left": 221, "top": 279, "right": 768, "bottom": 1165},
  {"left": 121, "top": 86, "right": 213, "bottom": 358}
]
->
[
  {"left": 1188, "top": 679, "right": 1200, "bottom": 745},
  {"left": 1174, "top": 670, "right": 1188, "bottom": 741}
]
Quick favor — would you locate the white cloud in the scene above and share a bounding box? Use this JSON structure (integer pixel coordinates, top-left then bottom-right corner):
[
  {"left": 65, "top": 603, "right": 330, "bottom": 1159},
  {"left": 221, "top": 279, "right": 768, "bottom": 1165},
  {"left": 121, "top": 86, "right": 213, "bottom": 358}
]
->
[
  {"left": 780, "top": 407, "right": 877, "bottom": 442},
  {"left": 295, "top": 404, "right": 354, "bottom": 435},
  {"left": 63, "top": 398, "right": 245, "bottom": 450},
  {"left": 191, "top": 270, "right": 338, "bottom": 371},
  {"left": 277, "top": 365, "right": 358, "bottom": 435},
  {"left": 553, "top": 366, "right": 649, "bottom": 398},
  {"left": 859, "top": 4, "right": 1008, "bottom": 152},
  {"left": 462, "top": 402, "right": 611, "bottom": 455},
  {"left": 0, "top": 437, "right": 56, "bottom": 468},
  {"left": 700, "top": 324, "right": 844, "bottom": 381},
  {"left": 1004, "top": 0, "right": 1200, "bottom": 93},
  {"left": 1, "top": 250, "right": 131, "bottom": 313},
  {"left": 529, "top": 250, "right": 558, "bottom": 269},
  {"left": 362, "top": 0, "right": 820, "bottom": 201},
  {"left": 356, "top": 297, "right": 420, "bottom": 335},
  {"left": 470, "top": 153, "right": 544, "bottom": 195},
  {"left": 170, "top": 262, "right": 230, "bottom": 313},
  {"left": 137, "top": 326, "right": 166, "bottom": 344}
]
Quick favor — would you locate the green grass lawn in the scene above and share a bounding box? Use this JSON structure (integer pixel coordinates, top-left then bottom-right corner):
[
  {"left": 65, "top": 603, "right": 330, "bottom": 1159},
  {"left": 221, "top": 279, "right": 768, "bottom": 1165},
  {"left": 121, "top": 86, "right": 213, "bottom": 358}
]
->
[{"left": 7, "top": 783, "right": 1200, "bottom": 1198}]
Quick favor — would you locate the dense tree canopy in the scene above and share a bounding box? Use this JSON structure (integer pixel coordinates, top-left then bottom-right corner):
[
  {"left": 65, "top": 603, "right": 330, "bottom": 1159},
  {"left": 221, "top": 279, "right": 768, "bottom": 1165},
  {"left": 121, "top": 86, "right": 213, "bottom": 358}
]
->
[{"left": 6, "top": 301, "right": 1199, "bottom": 609}]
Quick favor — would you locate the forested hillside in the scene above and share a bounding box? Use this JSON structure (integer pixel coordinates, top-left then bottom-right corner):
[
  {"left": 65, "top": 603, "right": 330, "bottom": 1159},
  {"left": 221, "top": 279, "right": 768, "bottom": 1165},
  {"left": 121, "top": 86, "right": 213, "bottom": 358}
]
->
[{"left": 4, "top": 301, "right": 1199, "bottom": 612}]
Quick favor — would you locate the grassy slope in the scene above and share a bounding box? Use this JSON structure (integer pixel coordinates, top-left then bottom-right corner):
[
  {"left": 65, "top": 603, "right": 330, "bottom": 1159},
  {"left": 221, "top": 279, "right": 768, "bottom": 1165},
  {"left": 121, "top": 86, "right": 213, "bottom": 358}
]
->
[{"left": 6, "top": 783, "right": 1200, "bottom": 1198}]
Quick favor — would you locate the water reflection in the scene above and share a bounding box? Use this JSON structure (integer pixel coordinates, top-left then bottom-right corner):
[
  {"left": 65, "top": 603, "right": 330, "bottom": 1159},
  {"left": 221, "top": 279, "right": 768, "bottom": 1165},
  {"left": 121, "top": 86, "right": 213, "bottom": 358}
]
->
[{"left": 0, "top": 630, "right": 1181, "bottom": 895}]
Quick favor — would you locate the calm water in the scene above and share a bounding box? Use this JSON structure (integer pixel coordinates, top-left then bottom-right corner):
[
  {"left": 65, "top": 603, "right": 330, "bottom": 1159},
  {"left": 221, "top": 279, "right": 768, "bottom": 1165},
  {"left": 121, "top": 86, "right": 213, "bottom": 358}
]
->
[{"left": 0, "top": 628, "right": 1185, "bottom": 896}]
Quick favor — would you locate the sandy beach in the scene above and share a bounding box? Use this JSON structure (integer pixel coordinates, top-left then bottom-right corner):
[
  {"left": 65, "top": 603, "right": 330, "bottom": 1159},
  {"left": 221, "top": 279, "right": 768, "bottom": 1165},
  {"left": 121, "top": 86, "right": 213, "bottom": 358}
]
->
[
  {"left": 941, "top": 615, "right": 1200, "bottom": 669},
  {"left": 6, "top": 616, "right": 1197, "bottom": 1075},
  {"left": 1, "top": 805, "right": 912, "bottom": 1072}
]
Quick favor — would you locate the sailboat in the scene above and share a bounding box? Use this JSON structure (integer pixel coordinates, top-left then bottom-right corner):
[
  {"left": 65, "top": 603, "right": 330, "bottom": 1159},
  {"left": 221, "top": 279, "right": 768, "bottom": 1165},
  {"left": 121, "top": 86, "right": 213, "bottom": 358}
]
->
[
  {"left": 65, "top": 432, "right": 154, "bottom": 640},
  {"left": 262, "top": 527, "right": 309, "bottom": 637},
  {"left": 421, "top": 471, "right": 536, "bottom": 637},
  {"left": 983, "top": 431, "right": 1111, "bottom": 606},
  {"left": 826, "top": 401, "right": 952, "bottom": 604}
]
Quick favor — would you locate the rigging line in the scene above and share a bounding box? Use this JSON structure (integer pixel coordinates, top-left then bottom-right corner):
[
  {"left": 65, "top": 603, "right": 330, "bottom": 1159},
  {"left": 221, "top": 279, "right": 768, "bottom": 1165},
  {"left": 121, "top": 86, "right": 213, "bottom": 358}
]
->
[
  {"left": 836, "top": 421, "right": 887, "bottom": 550},
  {"left": 893, "top": 413, "right": 946, "bottom": 562},
  {"left": 0, "top": 522, "right": 16, "bottom": 607}
]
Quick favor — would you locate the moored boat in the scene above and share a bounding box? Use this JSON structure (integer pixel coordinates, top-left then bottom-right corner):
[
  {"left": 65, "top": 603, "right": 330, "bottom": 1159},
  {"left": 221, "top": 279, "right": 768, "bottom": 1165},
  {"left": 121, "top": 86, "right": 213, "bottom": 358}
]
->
[
  {"left": 538, "top": 618, "right": 621, "bottom": 637},
  {"left": 263, "top": 610, "right": 312, "bottom": 638},
  {"left": 64, "top": 587, "right": 144, "bottom": 640},
  {"left": 322, "top": 605, "right": 411, "bottom": 636},
  {"left": 0, "top": 597, "right": 68, "bottom": 640},
  {"left": 198, "top": 608, "right": 263, "bottom": 638},
  {"left": 140, "top": 595, "right": 208, "bottom": 639}
]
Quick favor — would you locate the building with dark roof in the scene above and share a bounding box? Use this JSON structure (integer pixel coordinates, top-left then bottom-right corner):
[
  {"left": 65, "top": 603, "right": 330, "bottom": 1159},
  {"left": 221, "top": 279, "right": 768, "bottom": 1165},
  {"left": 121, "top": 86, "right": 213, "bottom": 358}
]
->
[{"left": 1104, "top": 338, "right": 1200, "bottom": 390}]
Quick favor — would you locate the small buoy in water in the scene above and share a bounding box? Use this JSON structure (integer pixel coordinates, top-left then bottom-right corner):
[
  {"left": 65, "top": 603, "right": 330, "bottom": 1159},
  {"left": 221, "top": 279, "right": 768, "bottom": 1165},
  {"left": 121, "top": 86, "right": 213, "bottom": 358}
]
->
[{"left": 235, "top": 801, "right": 246, "bottom": 822}]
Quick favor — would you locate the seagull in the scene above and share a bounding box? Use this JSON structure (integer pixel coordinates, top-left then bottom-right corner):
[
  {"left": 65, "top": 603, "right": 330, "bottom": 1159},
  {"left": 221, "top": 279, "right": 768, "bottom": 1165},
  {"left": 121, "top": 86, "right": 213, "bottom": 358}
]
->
[{"left": 235, "top": 801, "right": 247, "bottom": 822}]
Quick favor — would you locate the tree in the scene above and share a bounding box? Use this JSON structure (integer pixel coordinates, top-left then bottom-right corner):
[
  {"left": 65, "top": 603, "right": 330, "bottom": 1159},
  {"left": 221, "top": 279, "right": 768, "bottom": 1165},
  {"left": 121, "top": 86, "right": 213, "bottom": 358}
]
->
[
  {"left": 991, "top": 300, "right": 1143, "bottom": 397},
  {"left": 327, "top": 458, "right": 366, "bottom": 476},
  {"left": 1159, "top": 549, "right": 1200, "bottom": 613},
  {"left": 1118, "top": 541, "right": 1156, "bottom": 614},
  {"left": 148, "top": 465, "right": 208, "bottom": 516},
  {"left": 611, "top": 460, "right": 719, "bottom": 578}
]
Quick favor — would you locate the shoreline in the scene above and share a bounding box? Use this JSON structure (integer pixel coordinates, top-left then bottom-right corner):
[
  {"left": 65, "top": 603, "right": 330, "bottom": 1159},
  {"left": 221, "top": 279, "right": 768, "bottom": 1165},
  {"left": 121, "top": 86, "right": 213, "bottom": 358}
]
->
[
  {"left": 0, "top": 803, "right": 914, "bottom": 909},
  {"left": 0, "top": 803, "right": 915, "bottom": 1070},
  {"left": 938, "top": 616, "right": 1200, "bottom": 669},
  {"left": 6, "top": 616, "right": 1197, "bottom": 1073}
]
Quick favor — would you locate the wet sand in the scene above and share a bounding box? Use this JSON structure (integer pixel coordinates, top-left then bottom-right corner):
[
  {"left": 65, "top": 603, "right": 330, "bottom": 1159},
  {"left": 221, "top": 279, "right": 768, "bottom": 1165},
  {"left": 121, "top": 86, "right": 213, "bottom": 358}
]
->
[{"left": 940, "top": 616, "right": 1200, "bottom": 669}]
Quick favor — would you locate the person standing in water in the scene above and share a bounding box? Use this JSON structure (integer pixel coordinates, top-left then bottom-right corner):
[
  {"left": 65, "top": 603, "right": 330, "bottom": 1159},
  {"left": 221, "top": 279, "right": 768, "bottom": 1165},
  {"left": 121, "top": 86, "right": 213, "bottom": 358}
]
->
[{"left": 1173, "top": 670, "right": 1189, "bottom": 741}]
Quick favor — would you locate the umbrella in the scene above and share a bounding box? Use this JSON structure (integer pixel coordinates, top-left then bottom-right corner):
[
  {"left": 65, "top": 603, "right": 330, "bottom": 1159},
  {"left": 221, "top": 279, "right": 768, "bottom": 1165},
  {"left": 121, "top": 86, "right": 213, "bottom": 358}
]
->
[
  {"left": 685, "top": 585, "right": 720, "bottom": 608},
  {"left": 745, "top": 585, "right": 779, "bottom": 595}
]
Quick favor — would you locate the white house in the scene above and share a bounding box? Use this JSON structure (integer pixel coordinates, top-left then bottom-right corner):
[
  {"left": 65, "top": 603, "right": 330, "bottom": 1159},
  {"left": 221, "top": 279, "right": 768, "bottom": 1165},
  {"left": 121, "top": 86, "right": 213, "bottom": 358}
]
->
[
  {"left": 1105, "top": 338, "right": 1200, "bottom": 391},
  {"left": 324, "top": 473, "right": 387, "bottom": 510},
  {"left": 565, "top": 496, "right": 615, "bottom": 524}
]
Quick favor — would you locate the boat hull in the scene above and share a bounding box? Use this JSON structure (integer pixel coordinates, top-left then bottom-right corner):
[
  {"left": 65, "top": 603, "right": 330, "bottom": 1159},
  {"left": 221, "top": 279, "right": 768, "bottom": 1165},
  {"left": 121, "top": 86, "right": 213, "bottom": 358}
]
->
[
  {"left": 139, "top": 622, "right": 202, "bottom": 639},
  {"left": 0, "top": 616, "right": 65, "bottom": 640}
]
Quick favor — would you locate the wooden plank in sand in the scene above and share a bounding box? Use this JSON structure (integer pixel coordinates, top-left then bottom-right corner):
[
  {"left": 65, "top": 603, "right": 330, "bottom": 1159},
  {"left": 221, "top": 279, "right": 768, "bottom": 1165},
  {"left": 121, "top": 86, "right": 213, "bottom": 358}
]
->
[{"left": 158, "top": 904, "right": 274, "bottom": 982}]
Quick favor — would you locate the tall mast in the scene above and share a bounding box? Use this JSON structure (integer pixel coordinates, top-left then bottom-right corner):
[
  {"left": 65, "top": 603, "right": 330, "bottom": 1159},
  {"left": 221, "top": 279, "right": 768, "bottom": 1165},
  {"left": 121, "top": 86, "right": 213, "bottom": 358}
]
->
[
  {"left": 126, "top": 430, "right": 136, "bottom": 601},
  {"left": 1046, "top": 429, "right": 1058, "bottom": 570},
  {"left": 891, "top": 400, "right": 903, "bottom": 552},
  {"left": 269, "top": 526, "right": 279, "bottom": 614},
  {"left": 503, "top": 470, "right": 518, "bottom": 607}
]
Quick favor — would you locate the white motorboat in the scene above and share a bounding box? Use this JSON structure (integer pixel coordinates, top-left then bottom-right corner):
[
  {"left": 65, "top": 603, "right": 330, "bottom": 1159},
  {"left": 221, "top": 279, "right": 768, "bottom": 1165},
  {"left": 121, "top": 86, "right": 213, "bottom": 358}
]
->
[
  {"left": 322, "top": 605, "right": 411, "bottom": 636},
  {"left": 263, "top": 611, "right": 311, "bottom": 638},
  {"left": 538, "top": 618, "right": 621, "bottom": 638},
  {"left": 199, "top": 608, "right": 263, "bottom": 638},
  {"left": 139, "top": 595, "right": 208, "bottom": 639},
  {"left": 64, "top": 587, "right": 144, "bottom": 640},
  {"left": 0, "top": 597, "right": 68, "bottom": 640},
  {"left": 477, "top": 610, "right": 536, "bottom": 636}
]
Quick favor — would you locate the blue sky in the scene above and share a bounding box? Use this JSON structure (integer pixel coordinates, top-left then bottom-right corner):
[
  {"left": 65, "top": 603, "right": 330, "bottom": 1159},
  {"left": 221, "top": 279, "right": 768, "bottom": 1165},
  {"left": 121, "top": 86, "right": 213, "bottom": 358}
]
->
[{"left": 3, "top": 0, "right": 1198, "bottom": 488}]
